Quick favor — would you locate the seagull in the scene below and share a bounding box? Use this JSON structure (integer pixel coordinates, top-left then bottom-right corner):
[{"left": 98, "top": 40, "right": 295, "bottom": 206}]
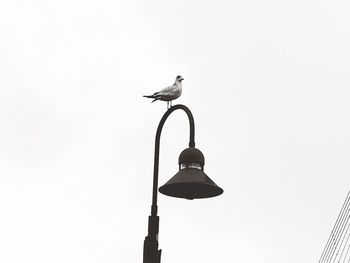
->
[{"left": 143, "top": 75, "right": 184, "bottom": 109}]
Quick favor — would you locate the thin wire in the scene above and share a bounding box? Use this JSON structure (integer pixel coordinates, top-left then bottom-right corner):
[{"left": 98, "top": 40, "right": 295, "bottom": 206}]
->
[
  {"left": 322, "top": 192, "right": 350, "bottom": 263},
  {"left": 346, "top": 245, "right": 350, "bottom": 263},
  {"left": 330, "top": 193, "right": 350, "bottom": 262},
  {"left": 320, "top": 191, "right": 350, "bottom": 263},
  {"left": 347, "top": 246, "right": 350, "bottom": 263},
  {"left": 322, "top": 193, "right": 350, "bottom": 263},
  {"left": 332, "top": 209, "right": 350, "bottom": 262},
  {"left": 326, "top": 201, "right": 350, "bottom": 263},
  {"left": 339, "top": 212, "right": 350, "bottom": 261},
  {"left": 328, "top": 204, "right": 350, "bottom": 262},
  {"left": 343, "top": 236, "right": 350, "bottom": 263},
  {"left": 339, "top": 225, "right": 350, "bottom": 262}
]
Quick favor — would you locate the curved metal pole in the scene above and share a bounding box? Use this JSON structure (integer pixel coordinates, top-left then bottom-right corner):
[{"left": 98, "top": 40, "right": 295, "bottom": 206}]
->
[
  {"left": 143, "top": 104, "right": 196, "bottom": 263},
  {"left": 152, "top": 104, "right": 195, "bottom": 215}
]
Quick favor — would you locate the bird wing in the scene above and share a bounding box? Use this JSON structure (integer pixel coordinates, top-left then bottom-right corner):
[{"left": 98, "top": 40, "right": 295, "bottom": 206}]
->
[
  {"left": 156, "top": 85, "right": 176, "bottom": 96},
  {"left": 145, "top": 85, "right": 175, "bottom": 98}
]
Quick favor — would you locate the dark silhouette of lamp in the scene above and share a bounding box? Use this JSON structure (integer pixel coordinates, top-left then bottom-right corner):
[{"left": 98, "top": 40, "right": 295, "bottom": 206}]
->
[
  {"left": 143, "top": 104, "right": 223, "bottom": 263},
  {"left": 159, "top": 147, "right": 223, "bottom": 200}
]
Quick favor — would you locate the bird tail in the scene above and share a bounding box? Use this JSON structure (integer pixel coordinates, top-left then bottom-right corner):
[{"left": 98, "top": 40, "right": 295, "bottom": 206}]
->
[
  {"left": 144, "top": 94, "right": 160, "bottom": 103},
  {"left": 144, "top": 92, "right": 160, "bottom": 103}
]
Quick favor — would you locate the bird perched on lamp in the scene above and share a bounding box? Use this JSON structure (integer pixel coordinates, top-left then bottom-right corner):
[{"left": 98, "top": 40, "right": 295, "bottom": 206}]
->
[{"left": 143, "top": 75, "right": 184, "bottom": 109}]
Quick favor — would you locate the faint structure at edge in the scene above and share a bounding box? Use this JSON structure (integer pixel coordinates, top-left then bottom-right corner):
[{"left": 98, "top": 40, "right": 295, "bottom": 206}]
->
[{"left": 319, "top": 191, "right": 350, "bottom": 263}]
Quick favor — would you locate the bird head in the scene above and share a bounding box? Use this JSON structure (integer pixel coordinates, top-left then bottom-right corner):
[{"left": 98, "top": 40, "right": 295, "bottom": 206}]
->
[{"left": 176, "top": 75, "right": 184, "bottom": 82}]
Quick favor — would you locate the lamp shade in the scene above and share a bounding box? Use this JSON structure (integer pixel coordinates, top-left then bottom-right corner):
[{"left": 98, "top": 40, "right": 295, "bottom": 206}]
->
[{"left": 159, "top": 147, "right": 223, "bottom": 200}]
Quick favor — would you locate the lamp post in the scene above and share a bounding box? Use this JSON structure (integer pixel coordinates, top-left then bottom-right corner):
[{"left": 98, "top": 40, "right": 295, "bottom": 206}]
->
[{"left": 143, "top": 104, "right": 223, "bottom": 263}]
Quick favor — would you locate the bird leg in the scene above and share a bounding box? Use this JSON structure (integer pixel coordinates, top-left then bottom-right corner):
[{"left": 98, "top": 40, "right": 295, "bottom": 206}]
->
[{"left": 166, "top": 101, "right": 173, "bottom": 110}]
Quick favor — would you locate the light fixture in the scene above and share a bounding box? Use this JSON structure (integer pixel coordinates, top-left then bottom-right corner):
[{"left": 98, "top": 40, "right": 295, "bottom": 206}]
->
[{"left": 159, "top": 147, "right": 223, "bottom": 200}]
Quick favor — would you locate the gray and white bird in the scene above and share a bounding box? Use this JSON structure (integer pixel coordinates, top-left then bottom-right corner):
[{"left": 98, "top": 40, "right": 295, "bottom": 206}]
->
[{"left": 143, "top": 75, "right": 184, "bottom": 109}]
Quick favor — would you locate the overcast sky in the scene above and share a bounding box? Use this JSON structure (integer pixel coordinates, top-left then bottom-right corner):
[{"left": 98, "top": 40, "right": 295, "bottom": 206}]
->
[{"left": 1, "top": 0, "right": 350, "bottom": 262}]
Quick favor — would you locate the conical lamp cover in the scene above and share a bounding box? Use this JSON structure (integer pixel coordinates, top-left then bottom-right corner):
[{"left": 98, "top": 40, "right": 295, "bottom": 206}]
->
[{"left": 159, "top": 168, "right": 223, "bottom": 200}]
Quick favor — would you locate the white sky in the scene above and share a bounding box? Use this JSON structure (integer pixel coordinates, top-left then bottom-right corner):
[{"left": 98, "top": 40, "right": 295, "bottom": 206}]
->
[{"left": 1, "top": 0, "right": 350, "bottom": 262}]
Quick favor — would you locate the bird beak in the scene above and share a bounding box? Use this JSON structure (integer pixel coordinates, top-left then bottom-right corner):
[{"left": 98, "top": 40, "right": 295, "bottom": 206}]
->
[{"left": 180, "top": 77, "right": 184, "bottom": 81}]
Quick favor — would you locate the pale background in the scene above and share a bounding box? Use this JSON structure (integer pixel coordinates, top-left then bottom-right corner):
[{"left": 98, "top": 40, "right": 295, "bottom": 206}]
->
[{"left": 1, "top": 0, "right": 350, "bottom": 262}]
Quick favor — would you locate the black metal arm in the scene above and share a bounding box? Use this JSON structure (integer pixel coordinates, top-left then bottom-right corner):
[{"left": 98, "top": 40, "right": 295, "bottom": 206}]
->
[{"left": 143, "top": 104, "right": 195, "bottom": 263}]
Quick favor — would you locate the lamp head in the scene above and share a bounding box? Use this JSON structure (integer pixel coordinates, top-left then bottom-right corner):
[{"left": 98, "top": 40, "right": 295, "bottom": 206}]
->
[{"left": 159, "top": 147, "right": 223, "bottom": 200}]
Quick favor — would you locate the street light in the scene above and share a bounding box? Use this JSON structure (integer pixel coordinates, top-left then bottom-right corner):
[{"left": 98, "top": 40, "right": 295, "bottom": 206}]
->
[{"left": 143, "top": 104, "right": 223, "bottom": 263}]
